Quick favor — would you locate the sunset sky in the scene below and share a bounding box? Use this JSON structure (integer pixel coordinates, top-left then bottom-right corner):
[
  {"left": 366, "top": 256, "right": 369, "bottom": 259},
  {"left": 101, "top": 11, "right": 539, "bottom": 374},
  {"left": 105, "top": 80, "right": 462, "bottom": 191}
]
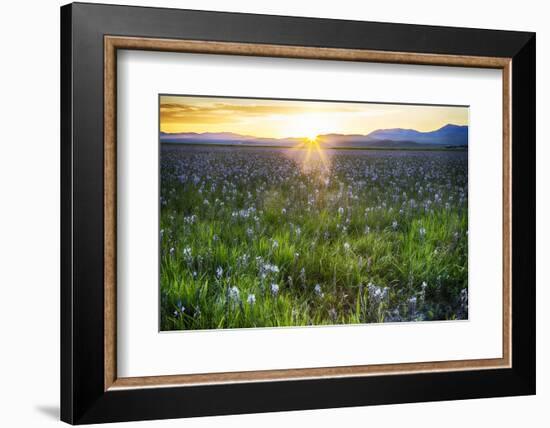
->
[{"left": 160, "top": 95, "right": 468, "bottom": 139}]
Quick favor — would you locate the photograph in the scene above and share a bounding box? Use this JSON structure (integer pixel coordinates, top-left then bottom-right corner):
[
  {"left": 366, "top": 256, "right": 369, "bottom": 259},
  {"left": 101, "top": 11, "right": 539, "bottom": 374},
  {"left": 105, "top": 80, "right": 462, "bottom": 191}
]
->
[
  {"left": 159, "top": 95, "right": 469, "bottom": 331},
  {"left": 54, "top": 2, "right": 536, "bottom": 424}
]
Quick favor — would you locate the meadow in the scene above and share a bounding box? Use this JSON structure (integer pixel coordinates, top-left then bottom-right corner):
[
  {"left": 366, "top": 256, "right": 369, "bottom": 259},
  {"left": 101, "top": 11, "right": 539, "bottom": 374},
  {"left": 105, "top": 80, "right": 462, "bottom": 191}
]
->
[{"left": 160, "top": 145, "right": 468, "bottom": 331}]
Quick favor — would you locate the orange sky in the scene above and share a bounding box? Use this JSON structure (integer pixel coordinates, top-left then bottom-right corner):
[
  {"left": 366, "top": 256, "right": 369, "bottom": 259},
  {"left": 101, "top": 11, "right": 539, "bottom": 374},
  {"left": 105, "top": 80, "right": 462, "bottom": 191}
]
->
[{"left": 160, "top": 95, "right": 468, "bottom": 139}]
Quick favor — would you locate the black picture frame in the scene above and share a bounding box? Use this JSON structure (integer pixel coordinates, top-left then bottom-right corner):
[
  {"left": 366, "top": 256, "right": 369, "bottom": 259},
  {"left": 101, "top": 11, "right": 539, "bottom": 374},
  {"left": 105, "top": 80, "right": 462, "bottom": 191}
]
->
[{"left": 61, "top": 2, "right": 535, "bottom": 424}]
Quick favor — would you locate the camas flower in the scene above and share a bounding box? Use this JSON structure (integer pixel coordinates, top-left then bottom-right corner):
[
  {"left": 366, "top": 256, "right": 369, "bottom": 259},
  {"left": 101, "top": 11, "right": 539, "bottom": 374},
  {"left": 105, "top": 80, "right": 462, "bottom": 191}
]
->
[
  {"left": 259, "top": 262, "right": 279, "bottom": 279},
  {"left": 314, "top": 284, "right": 324, "bottom": 297},
  {"left": 247, "top": 294, "right": 256, "bottom": 305},
  {"left": 270, "top": 283, "right": 279, "bottom": 296},
  {"left": 459, "top": 288, "right": 468, "bottom": 306},
  {"left": 184, "top": 214, "right": 197, "bottom": 224},
  {"left": 183, "top": 246, "right": 192, "bottom": 260},
  {"left": 174, "top": 300, "right": 185, "bottom": 316},
  {"left": 367, "top": 282, "right": 388, "bottom": 303},
  {"left": 228, "top": 286, "right": 240, "bottom": 302},
  {"left": 408, "top": 296, "right": 417, "bottom": 315}
]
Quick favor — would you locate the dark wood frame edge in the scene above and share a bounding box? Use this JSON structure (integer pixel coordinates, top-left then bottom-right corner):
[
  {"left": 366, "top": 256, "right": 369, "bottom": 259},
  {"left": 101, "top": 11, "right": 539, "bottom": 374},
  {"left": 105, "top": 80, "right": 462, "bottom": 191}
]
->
[{"left": 61, "top": 3, "right": 535, "bottom": 424}]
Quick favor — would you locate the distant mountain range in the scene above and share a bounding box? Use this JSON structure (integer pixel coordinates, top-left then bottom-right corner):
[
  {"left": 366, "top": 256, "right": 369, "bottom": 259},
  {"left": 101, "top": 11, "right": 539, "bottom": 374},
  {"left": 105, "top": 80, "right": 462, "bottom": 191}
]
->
[{"left": 160, "top": 124, "right": 468, "bottom": 148}]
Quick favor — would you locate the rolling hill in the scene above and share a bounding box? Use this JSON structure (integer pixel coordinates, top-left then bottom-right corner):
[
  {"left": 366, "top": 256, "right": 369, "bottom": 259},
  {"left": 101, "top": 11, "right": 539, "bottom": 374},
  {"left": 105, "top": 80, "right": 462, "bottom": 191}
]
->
[{"left": 160, "top": 124, "right": 468, "bottom": 149}]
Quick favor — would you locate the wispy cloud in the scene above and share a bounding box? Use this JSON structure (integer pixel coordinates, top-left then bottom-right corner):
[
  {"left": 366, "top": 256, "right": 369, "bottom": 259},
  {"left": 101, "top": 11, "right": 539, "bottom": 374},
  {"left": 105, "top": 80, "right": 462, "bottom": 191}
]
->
[{"left": 160, "top": 95, "right": 468, "bottom": 138}]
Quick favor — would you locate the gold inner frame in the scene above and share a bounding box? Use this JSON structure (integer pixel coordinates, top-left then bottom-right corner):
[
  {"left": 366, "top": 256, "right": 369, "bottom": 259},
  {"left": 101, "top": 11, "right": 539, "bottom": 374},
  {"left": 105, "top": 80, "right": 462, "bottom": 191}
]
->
[{"left": 104, "top": 35, "right": 512, "bottom": 391}]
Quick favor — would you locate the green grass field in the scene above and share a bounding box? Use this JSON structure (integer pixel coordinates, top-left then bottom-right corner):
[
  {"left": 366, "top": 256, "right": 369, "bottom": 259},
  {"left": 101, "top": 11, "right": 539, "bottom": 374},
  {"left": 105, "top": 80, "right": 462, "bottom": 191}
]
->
[{"left": 160, "top": 145, "right": 468, "bottom": 330}]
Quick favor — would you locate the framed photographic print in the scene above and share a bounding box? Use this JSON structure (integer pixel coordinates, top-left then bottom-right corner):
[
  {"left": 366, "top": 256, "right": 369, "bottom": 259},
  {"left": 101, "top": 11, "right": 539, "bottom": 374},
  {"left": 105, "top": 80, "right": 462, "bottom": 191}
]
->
[{"left": 60, "top": 2, "right": 536, "bottom": 424}]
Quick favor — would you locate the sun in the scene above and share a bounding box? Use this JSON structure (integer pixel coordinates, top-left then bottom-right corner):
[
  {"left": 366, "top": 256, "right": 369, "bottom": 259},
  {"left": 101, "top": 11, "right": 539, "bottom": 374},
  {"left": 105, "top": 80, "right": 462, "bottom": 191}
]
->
[
  {"left": 283, "top": 114, "right": 327, "bottom": 141},
  {"left": 306, "top": 134, "right": 319, "bottom": 143}
]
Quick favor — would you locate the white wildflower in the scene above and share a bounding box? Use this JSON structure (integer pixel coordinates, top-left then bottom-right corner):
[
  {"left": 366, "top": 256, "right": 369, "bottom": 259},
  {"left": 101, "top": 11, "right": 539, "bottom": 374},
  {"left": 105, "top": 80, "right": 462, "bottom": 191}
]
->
[
  {"left": 408, "top": 296, "right": 417, "bottom": 315},
  {"left": 183, "top": 246, "right": 192, "bottom": 259},
  {"left": 228, "top": 286, "right": 240, "bottom": 302},
  {"left": 314, "top": 284, "right": 324, "bottom": 297}
]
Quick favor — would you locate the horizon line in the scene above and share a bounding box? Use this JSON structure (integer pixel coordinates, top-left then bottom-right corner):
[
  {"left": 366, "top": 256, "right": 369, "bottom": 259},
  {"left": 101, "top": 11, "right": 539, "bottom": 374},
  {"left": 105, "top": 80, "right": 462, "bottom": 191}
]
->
[{"left": 160, "top": 122, "right": 468, "bottom": 141}]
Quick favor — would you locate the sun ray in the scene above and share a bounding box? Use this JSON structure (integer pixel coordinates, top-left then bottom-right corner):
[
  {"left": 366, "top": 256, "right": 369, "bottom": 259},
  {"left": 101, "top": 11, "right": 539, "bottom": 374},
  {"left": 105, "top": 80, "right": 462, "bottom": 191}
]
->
[
  {"left": 288, "top": 135, "right": 331, "bottom": 174},
  {"left": 291, "top": 140, "right": 307, "bottom": 151}
]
